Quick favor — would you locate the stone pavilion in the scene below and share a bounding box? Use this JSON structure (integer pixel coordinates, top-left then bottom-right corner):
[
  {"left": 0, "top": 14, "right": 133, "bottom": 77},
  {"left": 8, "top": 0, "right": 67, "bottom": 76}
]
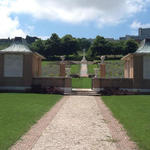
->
[{"left": 0, "top": 37, "right": 44, "bottom": 91}]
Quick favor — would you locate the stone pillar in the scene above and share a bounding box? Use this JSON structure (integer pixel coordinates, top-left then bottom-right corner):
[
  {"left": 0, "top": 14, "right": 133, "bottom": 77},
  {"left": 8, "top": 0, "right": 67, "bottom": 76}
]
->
[
  {"left": 100, "top": 56, "right": 106, "bottom": 78},
  {"left": 100, "top": 63, "right": 106, "bottom": 78},
  {"left": 60, "top": 62, "right": 66, "bottom": 77}
]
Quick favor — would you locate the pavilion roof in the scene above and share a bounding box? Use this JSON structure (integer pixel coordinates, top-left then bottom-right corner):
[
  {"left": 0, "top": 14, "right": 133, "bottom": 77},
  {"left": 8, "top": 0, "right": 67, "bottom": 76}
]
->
[
  {"left": 0, "top": 37, "right": 32, "bottom": 53},
  {"left": 135, "top": 38, "right": 150, "bottom": 54},
  {"left": 0, "top": 37, "right": 45, "bottom": 59}
]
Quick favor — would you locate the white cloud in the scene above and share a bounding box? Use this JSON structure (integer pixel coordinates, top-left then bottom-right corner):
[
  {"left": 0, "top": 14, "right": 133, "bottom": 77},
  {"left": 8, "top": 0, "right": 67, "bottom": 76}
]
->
[
  {"left": 0, "top": 0, "right": 150, "bottom": 38},
  {"left": 131, "top": 20, "right": 150, "bottom": 29},
  {"left": 10, "top": 0, "right": 149, "bottom": 25},
  {"left": 0, "top": 0, "right": 26, "bottom": 38}
]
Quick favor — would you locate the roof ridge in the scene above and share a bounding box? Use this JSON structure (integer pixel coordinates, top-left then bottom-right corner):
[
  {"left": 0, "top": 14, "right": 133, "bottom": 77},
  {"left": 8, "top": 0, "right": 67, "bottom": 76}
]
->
[
  {"left": 0, "top": 37, "right": 32, "bottom": 53},
  {"left": 135, "top": 38, "right": 150, "bottom": 54}
]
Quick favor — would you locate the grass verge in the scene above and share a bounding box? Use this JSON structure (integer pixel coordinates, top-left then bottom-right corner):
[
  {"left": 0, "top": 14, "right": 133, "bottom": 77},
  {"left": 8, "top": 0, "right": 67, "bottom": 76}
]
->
[
  {"left": 72, "top": 77, "right": 91, "bottom": 88},
  {"left": 0, "top": 93, "right": 62, "bottom": 150},
  {"left": 70, "top": 64, "right": 80, "bottom": 74},
  {"left": 102, "top": 95, "right": 150, "bottom": 150},
  {"left": 88, "top": 64, "right": 99, "bottom": 75}
]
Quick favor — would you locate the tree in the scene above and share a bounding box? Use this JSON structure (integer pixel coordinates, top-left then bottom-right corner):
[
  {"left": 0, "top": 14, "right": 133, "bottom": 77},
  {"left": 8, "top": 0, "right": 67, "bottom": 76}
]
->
[
  {"left": 45, "top": 33, "right": 61, "bottom": 56},
  {"left": 111, "top": 41, "right": 124, "bottom": 55},
  {"left": 124, "top": 39, "right": 138, "bottom": 55},
  {"left": 77, "top": 38, "right": 91, "bottom": 51},
  {"left": 61, "top": 34, "right": 79, "bottom": 56},
  {"left": 90, "top": 36, "right": 110, "bottom": 57},
  {"left": 31, "top": 39, "right": 45, "bottom": 56}
]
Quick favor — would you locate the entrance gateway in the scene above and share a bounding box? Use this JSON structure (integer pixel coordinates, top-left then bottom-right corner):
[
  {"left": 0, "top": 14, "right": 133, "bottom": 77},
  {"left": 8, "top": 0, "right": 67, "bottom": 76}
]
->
[
  {"left": 1, "top": 37, "right": 150, "bottom": 94},
  {"left": 71, "top": 49, "right": 99, "bottom": 96}
]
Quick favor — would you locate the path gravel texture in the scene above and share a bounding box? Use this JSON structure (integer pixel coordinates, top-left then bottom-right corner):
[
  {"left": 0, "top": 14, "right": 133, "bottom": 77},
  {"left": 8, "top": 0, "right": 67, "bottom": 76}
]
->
[
  {"left": 80, "top": 64, "right": 88, "bottom": 77},
  {"left": 31, "top": 96, "right": 117, "bottom": 150}
]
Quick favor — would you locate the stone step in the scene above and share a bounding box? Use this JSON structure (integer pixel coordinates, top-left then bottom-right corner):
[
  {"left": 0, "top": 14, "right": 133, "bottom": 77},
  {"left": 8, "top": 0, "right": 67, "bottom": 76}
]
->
[
  {"left": 71, "top": 92, "right": 100, "bottom": 96},
  {"left": 71, "top": 88, "right": 100, "bottom": 96}
]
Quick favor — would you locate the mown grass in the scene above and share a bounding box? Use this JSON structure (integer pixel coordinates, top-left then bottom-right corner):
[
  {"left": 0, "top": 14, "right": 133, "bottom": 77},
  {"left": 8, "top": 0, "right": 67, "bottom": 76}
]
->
[
  {"left": 0, "top": 93, "right": 62, "bottom": 150},
  {"left": 88, "top": 64, "right": 99, "bottom": 75},
  {"left": 42, "top": 61, "right": 59, "bottom": 77},
  {"left": 70, "top": 64, "right": 80, "bottom": 74},
  {"left": 72, "top": 77, "right": 91, "bottom": 88},
  {"left": 102, "top": 96, "right": 150, "bottom": 150},
  {"left": 42, "top": 61, "right": 50, "bottom": 66},
  {"left": 87, "top": 60, "right": 124, "bottom": 78}
]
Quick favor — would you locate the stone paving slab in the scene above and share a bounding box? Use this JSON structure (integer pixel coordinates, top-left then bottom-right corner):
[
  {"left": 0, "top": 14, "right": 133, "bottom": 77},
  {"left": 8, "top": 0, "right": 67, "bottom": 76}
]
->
[{"left": 31, "top": 96, "right": 117, "bottom": 150}]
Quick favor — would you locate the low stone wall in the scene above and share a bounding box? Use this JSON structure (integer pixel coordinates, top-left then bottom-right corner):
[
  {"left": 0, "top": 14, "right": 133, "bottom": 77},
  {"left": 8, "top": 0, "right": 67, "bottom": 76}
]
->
[
  {"left": 32, "top": 77, "right": 72, "bottom": 94},
  {"left": 92, "top": 78, "right": 150, "bottom": 93},
  {"left": 92, "top": 78, "right": 133, "bottom": 92}
]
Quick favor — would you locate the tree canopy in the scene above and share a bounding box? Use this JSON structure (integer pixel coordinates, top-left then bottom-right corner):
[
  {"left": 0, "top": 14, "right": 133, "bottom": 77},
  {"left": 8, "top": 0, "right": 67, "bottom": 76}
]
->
[{"left": 30, "top": 33, "right": 139, "bottom": 60}]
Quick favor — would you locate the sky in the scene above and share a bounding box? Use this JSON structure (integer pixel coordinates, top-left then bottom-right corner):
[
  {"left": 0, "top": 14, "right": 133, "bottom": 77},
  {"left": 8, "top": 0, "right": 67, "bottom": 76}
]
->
[{"left": 1, "top": 0, "right": 150, "bottom": 39}]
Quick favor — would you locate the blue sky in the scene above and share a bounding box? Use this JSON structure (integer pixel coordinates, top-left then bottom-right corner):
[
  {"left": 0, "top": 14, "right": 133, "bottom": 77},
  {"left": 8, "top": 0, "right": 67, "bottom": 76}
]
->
[{"left": 1, "top": 0, "right": 150, "bottom": 39}]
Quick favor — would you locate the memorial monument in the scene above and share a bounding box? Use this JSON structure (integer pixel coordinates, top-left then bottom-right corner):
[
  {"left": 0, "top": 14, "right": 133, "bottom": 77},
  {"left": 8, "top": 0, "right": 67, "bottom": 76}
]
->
[{"left": 81, "top": 49, "right": 87, "bottom": 64}]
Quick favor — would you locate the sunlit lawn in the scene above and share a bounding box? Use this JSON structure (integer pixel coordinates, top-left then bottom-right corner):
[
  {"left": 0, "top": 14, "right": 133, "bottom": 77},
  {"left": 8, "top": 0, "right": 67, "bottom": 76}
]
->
[
  {"left": 87, "top": 60, "right": 124, "bottom": 78},
  {"left": 0, "top": 93, "right": 62, "bottom": 150},
  {"left": 102, "top": 95, "right": 150, "bottom": 150},
  {"left": 88, "top": 64, "right": 99, "bottom": 75},
  {"left": 72, "top": 77, "right": 91, "bottom": 88},
  {"left": 70, "top": 64, "right": 80, "bottom": 74}
]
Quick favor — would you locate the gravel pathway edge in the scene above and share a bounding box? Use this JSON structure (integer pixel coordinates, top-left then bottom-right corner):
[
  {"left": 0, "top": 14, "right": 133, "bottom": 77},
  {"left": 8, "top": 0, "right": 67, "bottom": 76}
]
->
[
  {"left": 10, "top": 96, "right": 67, "bottom": 150},
  {"left": 95, "top": 96, "right": 138, "bottom": 150}
]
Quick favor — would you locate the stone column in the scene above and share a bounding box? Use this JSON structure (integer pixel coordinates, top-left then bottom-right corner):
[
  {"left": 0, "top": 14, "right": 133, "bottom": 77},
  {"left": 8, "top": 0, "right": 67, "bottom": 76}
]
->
[
  {"left": 100, "top": 56, "right": 106, "bottom": 78},
  {"left": 100, "top": 63, "right": 106, "bottom": 78},
  {"left": 60, "top": 56, "right": 66, "bottom": 77}
]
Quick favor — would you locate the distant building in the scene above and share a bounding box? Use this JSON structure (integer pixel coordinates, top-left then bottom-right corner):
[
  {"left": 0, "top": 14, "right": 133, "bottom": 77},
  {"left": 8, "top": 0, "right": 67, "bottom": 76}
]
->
[{"left": 120, "top": 28, "right": 150, "bottom": 42}]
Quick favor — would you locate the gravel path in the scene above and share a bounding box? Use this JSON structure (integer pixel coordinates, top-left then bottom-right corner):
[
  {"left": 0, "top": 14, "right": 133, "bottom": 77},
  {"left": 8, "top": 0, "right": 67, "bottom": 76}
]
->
[
  {"left": 31, "top": 96, "right": 117, "bottom": 150},
  {"left": 80, "top": 64, "right": 88, "bottom": 77}
]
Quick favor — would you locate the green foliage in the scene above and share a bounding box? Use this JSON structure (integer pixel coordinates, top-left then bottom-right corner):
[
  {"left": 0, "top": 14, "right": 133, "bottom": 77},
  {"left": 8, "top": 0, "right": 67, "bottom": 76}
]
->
[
  {"left": 0, "top": 93, "right": 62, "bottom": 150},
  {"left": 30, "top": 39, "right": 45, "bottom": 56},
  {"left": 89, "top": 36, "right": 138, "bottom": 59},
  {"left": 0, "top": 34, "right": 138, "bottom": 60},
  {"left": 77, "top": 38, "right": 91, "bottom": 51},
  {"left": 90, "top": 36, "right": 109, "bottom": 57},
  {"left": 111, "top": 40, "right": 125, "bottom": 55},
  {"left": 102, "top": 96, "right": 150, "bottom": 150},
  {"left": 124, "top": 39, "right": 138, "bottom": 55},
  {"left": 61, "top": 34, "right": 79, "bottom": 56},
  {"left": 45, "top": 33, "right": 61, "bottom": 57}
]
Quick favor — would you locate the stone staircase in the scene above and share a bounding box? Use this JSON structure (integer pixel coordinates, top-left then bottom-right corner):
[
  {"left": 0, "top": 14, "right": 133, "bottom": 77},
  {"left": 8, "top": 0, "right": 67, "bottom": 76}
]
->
[{"left": 71, "top": 88, "right": 100, "bottom": 96}]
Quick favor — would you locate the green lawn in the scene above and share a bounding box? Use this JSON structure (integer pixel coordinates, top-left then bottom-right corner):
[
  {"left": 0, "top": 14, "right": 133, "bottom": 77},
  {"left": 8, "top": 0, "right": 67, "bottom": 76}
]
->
[
  {"left": 0, "top": 93, "right": 62, "bottom": 150},
  {"left": 42, "top": 61, "right": 50, "bottom": 66},
  {"left": 72, "top": 77, "right": 91, "bottom": 88},
  {"left": 41, "top": 61, "right": 59, "bottom": 77},
  {"left": 102, "top": 96, "right": 150, "bottom": 150},
  {"left": 87, "top": 60, "right": 124, "bottom": 78},
  {"left": 88, "top": 64, "right": 99, "bottom": 75},
  {"left": 70, "top": 64, "right": 80, "bottom": 74}
]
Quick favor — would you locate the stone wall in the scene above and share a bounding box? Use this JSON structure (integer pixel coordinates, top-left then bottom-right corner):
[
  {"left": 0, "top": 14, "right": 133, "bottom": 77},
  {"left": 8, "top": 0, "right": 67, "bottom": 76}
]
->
[
  {"left": 32, "top": 77, "right": 72, "bottom": 93},
  {"left": 92, "top": 78, "right": 150, "bottom": 92},
  {"left": 92, "top": 78, "right": 133, "bottom": 90}
]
